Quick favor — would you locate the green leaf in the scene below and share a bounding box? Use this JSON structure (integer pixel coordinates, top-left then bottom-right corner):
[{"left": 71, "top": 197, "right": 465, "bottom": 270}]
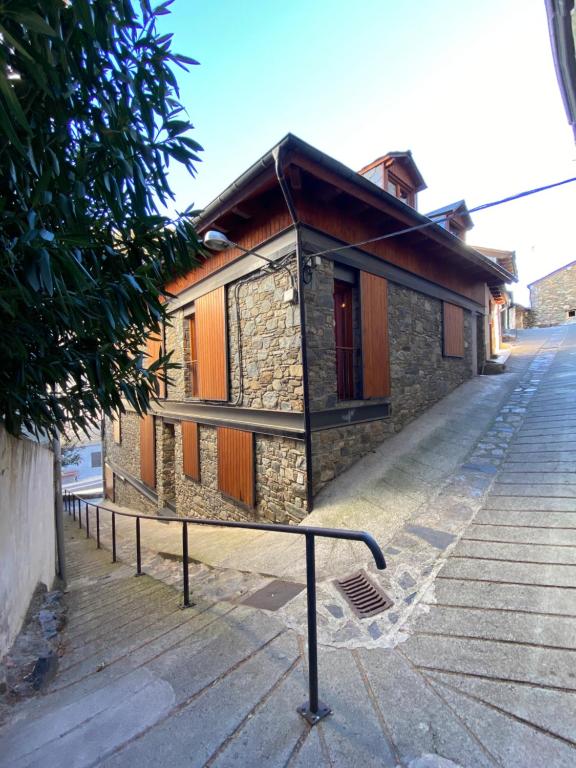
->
[{"left": 3, "top": 11, "right": 57, "bottom": 37}]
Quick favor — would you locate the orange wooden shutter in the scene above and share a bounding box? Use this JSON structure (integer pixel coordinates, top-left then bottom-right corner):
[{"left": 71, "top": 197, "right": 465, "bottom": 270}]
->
[
  {"left": 196, "top": 287, "right": 228, "bottom": 401},
  {"left": 104, "top": 465, "right": 114, "bottom": 501},
  {"left": 217, "top": 427, "right": 254, "bottom": 508},
  {"left": 360, "top": 272, "right": 391, "bottom": 398},
  {"left": 140, "top": 414, "right": 156, "bottom": 487},
  {"left": 443, "top": 302, "right": 464, "bottom": 357},
  {"left": 146, "top": 331, "right": 166, "bottom": 398},
  {"left": 182, "top": 421, "right": 200, "bottom": 481}
]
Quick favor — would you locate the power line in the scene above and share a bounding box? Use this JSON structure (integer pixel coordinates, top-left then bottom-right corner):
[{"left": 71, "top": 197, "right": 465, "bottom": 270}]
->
[{"left": 306, "top": 175, "right": 576, "bottom": 259}]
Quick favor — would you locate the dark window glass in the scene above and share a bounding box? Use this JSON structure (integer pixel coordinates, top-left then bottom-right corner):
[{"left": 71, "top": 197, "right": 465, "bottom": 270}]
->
[{"left": 334, "top": 280, "right": 354, "bottom": 400}]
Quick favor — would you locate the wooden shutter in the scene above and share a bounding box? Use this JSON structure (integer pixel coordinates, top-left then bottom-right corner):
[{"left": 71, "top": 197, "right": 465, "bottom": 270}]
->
[
  {"left": 182, "top": 421, "right": 200, "bottom": 481},
  {"left": 196, "top": 287, "right": 228, "bottom": 401},
  {"left": 112, "top": 415, "right": 121, "bottom": 444},
  {"left": 140, "top": 414, "right": 156, "bottom": 487},
  {"left": 146, "top": 331, "right": 166, "bottom": 398},
  {"left": 443, "top": 302, "right": 464, "bottom": 357},
  {"left": 104, "top": 465, "right": 114, "bottom": 501},
  {"left": 217, "top": 427, "right": 254, "bottom": 508},
  {"left": 360, "top": 272, "right": 391, "bottom": 398}
]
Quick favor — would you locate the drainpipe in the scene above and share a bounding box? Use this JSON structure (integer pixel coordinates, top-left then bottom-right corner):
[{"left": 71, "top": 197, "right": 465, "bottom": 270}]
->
[{"left": 273, "top": 147, "right": 315, "bottom": 514}]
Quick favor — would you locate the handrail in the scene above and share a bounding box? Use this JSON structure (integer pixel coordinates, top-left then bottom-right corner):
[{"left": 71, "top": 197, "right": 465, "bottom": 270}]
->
[{"left": 63, "top": 490, "right": 386, "bottom": 726}]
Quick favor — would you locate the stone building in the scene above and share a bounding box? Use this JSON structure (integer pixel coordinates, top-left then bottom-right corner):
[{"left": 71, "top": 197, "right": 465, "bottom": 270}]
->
[
  {"left": 528, "top": 260, "right": 576, "bottom": 327},
  {"left": 473, "top": 247, "right": 518, "bottom": 356},
  {"left": 103, "top": 134, "right": 513, "bottom": 524}
]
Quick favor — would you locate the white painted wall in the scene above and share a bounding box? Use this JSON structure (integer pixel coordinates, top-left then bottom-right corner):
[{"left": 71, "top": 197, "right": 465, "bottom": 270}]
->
[{"left": 0, "top": 425, "right": 55, "bottom": 659}]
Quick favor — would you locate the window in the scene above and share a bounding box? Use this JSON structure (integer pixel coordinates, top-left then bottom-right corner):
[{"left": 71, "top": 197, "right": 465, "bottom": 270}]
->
[
  {"left": 217, "top": 427, "right": 255, "bottom": 508},
  {"left": 360, "top": 272, "right": 391, "bottom": 398},
  {"left": 443, "top": 302, "right": 465, "bottom": 357},
  {"left": 334, "top": 280, "right": 355, "bottom": 400},
  {"left": 568, "top": 309, "right": 576, "bottom": 318},
  {"left": 182, "top": 421, "right": 200, "bottom": 481},
  {"left": 386, "top": 173, "right": 415, "bottom": 207},
  {"left": 140, "top": 414, "right": 156, "bottom": 488},
  {"left": 188, "top": 312, "right": 199, "bottom": 397},
  {"left": 91, "top": 450, "right": 102, "bottom": 468}
]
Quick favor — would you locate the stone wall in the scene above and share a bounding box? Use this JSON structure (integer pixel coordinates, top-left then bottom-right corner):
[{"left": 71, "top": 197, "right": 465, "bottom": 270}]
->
[
  {"left": 175, "top": 255, "right": 303, "bottom": 410},
  {"left": 166, "top": 314, "right": 186, "bottom": 401},
  {"left": 104, "top": 411, "right": 158, "bottom": 513},
  {"left": 172, "top": 425, "right": 307, "bottom": 524},
  {"left": 388, "top": 284, "right": 473, "bottom": 429},
  {"left": 113, "top": 476, "right": 157, "bottom": 515},
  {"left": 304, "top": 258, "right": 338, "bottom": 410},
  {"left": 529, "top": 262, "right": 576, "bottom": 326},
  {"left": 308, "top": 271, "right": 475, "bottom": 495},
  {"left": 105, "top": 411, "right": 141, "bottom": 479},
  {"left": 105, "top": 412, "right": 308, "bottom": 524},
  {"left": 227, "top": 258, "right": 303, "bottom": 411}
]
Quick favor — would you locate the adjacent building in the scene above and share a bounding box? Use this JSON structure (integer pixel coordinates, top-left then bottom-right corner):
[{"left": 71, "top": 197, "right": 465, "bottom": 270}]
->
[
  {"left": 473, "top": 247, "right": 518, "bottom": 356},
  {"left": 104, "top": 134, "right": 514, "bottom": 524},
  {"left": 528, "top": 259, "right": 576, "bottom": 326}
]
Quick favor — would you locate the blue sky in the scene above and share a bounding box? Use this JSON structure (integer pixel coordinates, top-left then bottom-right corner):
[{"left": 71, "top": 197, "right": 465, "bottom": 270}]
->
[{"left": 158, "top": 0, "right": 576, "bottom": 304}]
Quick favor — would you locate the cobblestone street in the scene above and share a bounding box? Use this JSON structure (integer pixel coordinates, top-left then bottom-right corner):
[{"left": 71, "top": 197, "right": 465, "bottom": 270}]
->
[{"left": 2, "top": 326, "right": 576, "bottom": 767}]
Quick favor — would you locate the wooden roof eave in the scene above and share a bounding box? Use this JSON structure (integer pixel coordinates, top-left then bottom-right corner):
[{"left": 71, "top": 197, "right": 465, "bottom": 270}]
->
[
  {"left": 193, "top": 133, "right": 516, "bottom": 286},
  {"left": 288, "top": 151, "right": 515, "bottom": 285}
]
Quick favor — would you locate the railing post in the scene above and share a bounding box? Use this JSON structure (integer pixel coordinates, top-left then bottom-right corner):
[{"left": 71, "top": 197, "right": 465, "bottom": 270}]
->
[
  {"left": 297, "top": 533, "right": 331, "bottom": 725},
  {"left": 72, "top": 495, "right": 76, "bottom": 521},
  {"left": 85, "top": 502, "right": 90, "bottom": 539},
  {"left": 135, "top": 517, "right": 142, "bottom": 576},
  {"left": 182, "top": 521, "right": 190, "bottom": 608},
  {"left": 78, "top": 497, "right": 82, "bottom": 529},
  {"left": 96, "top": 506, "right": 101, "bottom": 549},
  {"left": 112, "top": 511, "right": 117, "bottom": 563}
]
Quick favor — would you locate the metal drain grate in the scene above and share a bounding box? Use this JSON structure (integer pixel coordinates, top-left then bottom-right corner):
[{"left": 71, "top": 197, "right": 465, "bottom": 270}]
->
[{"left": 335, "top": 571, "right": 393, "bottom": 618}]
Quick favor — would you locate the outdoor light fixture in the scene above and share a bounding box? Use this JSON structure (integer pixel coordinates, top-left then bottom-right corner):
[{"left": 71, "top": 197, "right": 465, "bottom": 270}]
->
[
  {"left": 202, "top": 230, "right": 233, "bottom": 251},
  {"left": 202, "top": 229, "right": 298, "bottom": 304}
]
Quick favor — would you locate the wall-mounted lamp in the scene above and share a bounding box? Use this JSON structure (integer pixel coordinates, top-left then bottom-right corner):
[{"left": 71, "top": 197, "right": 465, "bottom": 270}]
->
[{"left": 202, "top": 230, "right": 298, "bottom": 304}]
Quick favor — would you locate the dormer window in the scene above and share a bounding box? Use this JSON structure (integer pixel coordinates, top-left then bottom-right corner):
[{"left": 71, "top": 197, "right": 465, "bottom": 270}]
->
[
  {"left": 358, "top": 151, "right": 426, "bottom": 211},
  {"left": 387, "top": 174, "right": 414, "bottom": 206}
]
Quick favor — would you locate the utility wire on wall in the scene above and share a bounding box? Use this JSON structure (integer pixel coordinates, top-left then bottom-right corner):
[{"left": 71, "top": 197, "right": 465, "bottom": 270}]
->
[{"left": 305, "top": 175, "right": 576, "bottom": 259}]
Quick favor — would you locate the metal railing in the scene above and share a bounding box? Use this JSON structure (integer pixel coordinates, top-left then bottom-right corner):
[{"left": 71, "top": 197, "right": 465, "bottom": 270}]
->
[{"left": 63, "top": 490, "right": 386, "bottom": 725}]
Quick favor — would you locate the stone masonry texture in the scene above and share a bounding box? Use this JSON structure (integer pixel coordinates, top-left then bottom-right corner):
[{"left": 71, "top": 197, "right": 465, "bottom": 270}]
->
[
  {"left": 308, "top": 264, "right": 474, "bottom": 494},
  {"left": 105, "top": 255, "right": 308, "bottom": 524},
  {"left": 529, "top": 261, "right": 576, "bottom": 326},
  {"left": 107, "top": 252, "right": 477, "bottom": 518}
]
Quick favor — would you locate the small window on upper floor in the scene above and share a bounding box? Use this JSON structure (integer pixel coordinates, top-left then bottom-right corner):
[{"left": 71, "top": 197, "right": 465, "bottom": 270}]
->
[
  {"left": 386, "top": 173, "right": 415, "bottom": 207},
  {"left": 568, "top": 309, "right": 576, "bottom": 318}
]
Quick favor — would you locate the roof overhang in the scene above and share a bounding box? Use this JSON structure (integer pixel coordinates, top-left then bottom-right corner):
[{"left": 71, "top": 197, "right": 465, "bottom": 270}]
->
[
  {"left": 196, "top": 134, "right": 516, "bottom": 286},
  {"left": 426, "top": 200, "right": 474, "bottom": 231},
  {"left": 545, "top": 0, "right": 576, "bottom": 139}
]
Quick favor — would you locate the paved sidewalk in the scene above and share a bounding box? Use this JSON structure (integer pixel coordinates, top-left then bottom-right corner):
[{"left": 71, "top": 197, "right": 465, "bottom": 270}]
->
[{"left": 2, "top": 326, "right": 576, "bottom": 767}]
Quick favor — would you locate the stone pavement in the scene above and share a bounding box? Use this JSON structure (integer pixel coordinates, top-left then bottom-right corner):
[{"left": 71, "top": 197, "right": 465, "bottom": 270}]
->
[{"left": 2, "top": 325, "right": 576, "bottom": 767}]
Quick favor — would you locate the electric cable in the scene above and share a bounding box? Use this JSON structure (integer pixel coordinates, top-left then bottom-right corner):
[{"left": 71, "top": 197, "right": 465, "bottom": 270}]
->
[{"left": 304, "top": 175, "right": 576, "bottom": 259}]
